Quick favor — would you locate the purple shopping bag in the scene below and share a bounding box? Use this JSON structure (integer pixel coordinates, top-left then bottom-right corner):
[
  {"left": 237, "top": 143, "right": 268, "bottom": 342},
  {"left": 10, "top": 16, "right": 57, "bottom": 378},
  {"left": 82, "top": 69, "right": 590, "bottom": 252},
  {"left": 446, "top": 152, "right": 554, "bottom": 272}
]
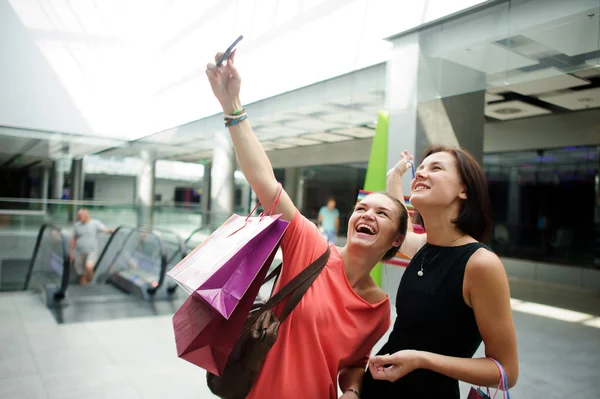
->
[
  {"left": 172, "top": 237, "right": 281, "bottom": 376},
  {"left": 168, "top": 212, "right": 288, "bottom": 319}
]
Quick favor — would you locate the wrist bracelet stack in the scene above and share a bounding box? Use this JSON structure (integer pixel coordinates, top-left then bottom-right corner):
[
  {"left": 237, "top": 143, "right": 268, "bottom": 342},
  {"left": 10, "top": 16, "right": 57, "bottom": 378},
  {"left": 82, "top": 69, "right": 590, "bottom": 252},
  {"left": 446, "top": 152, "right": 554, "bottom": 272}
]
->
[{"left": 224, "top": 108, "right": 247, "bottom": 128}]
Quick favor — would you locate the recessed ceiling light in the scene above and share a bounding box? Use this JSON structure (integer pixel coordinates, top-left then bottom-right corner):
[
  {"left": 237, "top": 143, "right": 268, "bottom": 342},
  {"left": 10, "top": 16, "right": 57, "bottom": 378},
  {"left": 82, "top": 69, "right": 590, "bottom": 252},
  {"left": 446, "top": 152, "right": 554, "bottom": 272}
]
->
[{"left": 495, "top": 107, "right": 522, "bottom": 115}]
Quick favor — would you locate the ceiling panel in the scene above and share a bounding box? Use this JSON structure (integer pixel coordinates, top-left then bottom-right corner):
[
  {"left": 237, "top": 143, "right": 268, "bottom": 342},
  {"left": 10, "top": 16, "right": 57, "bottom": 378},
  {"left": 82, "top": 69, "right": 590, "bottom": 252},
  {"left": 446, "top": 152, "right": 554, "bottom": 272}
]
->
[
  {"left": 176, "top": 139, "right": 214, "bottom": 150},
  {"left": 0, "top": 136, "right": 40, "bottom": 154},
  {"left": 485, "top": 100, "right": 552, "bottom": 120},
  {"left": 523, "top": 11, "right": 600, "bottom": 57},
  {"left": 291, "top": 103, "right": 341, "bottom": 116},
  {"left": 330, "top": 127, "right": 376, "bottom": 138},
  {"left": 487, "top": 86, "right": 510, "bottom": 94},
  {"left": 318, "top": 110, "right": 378, "bottom": 125},
  {"left": 254, "top": 131, "right": 284, "bottom": 141},
  {"left": 488, "top": 68, "right": 590, "bottom": 96},
  {"left": 538, "top": 87, "right": 600, "bottom": 111},
  {"left": 277, "top": 137, "right": 323, "bottom": 146},
  {"left": 301, "top": 132, "right": 354, "bottom": 142},
  {"left": 96, "top": 147, "right": 137, "bottom": 157},
  {"left": 584, "top": 60, "right": 600, "bottom": 70},
  {"left": 485, "top": 93, "right": 504, "bottom": 102},
  {"left": 439, "top": 43, "right": 539, "bottom": 75},
  {"left": 260, "top": 141, "right": 297, "bottom": 150},
  {"left": 329, "top": 91, "right": 383, "bottom": 106},
  {"left": 252, "top": 124, "right": 304, "bottom": 137},
  {"left": 285, "top": 119, "right": 344, "bottom": 131},
  {"left": 173, "top": 150, "right": 213, "bottom": 162}
]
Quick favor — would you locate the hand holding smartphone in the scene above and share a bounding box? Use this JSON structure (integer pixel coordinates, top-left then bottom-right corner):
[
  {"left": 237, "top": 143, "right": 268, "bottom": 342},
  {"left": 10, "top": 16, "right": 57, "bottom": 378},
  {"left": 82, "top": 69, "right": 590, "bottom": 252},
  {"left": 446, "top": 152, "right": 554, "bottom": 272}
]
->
[{"left": 216, "top": 35, "right": 244, "bottom": 67}]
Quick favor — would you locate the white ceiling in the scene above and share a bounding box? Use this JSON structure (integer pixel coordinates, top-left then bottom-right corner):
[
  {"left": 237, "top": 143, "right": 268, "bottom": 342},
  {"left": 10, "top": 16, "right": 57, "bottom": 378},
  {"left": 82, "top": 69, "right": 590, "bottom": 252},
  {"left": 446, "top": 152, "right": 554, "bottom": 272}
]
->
[
  {"left": 2, "top": 0, "right": 600, "bottom": 168},
  {"left": 488, "top": 67, "right": 590, "bottom": 95},
  {"left": 485, "top": 100, "right": 552, "bottom": 120},
  {"left": 523, "top": 9, "right": 600, "bottom": 57},
  {"left": 440, "top": 42, "right": 540, "bottom": 75},
  {"left": 538, "top": 87, "right": 600, "bottom": 111}
]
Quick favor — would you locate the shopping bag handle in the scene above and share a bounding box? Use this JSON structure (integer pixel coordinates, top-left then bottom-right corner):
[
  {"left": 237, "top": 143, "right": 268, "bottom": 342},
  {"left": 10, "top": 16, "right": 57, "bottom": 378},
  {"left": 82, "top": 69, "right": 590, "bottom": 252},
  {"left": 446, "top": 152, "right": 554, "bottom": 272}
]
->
[
  {"left": 245, "top": 182, "right": 283, "bottom": 222},
  {"left": 489, "top": 358, "right": 510, "bottom": 399}
]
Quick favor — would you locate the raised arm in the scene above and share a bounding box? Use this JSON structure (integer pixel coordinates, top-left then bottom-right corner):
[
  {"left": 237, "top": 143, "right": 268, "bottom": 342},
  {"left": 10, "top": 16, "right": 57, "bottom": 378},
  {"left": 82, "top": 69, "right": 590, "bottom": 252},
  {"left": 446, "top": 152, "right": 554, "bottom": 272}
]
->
[
  {"left": 206, "top": 51, "right": 296, "bottom": 221},
  {"left": 386, "top": 150, "right": 426, "bottom": 258}
]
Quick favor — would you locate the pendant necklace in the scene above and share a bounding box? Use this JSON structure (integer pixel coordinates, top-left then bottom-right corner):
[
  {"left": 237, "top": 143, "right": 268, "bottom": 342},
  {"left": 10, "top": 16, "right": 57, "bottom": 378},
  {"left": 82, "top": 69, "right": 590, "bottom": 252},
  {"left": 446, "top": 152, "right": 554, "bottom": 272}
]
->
[{"left": 417, "top": 235, "right": 465, "bottom": 277}]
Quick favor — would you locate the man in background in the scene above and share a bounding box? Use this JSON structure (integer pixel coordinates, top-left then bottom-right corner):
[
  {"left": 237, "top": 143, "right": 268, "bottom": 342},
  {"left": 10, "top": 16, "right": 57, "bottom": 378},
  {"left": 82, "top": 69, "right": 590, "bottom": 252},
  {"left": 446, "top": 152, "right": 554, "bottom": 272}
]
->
[
  {"left": 70, "top": 208, "right": 114, "bottom": 285},
  {"left": 318, "top": 197, "right": 339, "bottom": 245}
]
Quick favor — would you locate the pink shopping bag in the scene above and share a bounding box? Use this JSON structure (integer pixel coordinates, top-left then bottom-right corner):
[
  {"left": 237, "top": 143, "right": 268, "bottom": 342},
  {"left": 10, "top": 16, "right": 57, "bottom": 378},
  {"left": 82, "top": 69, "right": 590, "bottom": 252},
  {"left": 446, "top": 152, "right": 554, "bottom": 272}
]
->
[
  {"left": 172, "top": 233, "right": 283, "bottom": 376},
  {"left": 167, "top": 209, "right": 288, "bottom": 319}
]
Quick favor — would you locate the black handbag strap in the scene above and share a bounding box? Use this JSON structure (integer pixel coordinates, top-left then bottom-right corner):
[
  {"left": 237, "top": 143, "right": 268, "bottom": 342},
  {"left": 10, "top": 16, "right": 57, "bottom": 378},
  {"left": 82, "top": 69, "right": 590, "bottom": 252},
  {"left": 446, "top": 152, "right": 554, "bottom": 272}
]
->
[{"left": 252, "top": 245, "right": 330, "bottom": 323}]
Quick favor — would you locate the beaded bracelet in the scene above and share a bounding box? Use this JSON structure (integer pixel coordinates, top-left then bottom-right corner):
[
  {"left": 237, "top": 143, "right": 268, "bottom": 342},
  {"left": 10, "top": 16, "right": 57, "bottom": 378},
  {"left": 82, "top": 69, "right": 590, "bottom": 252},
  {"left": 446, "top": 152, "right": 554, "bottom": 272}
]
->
[
  {"left": 224, "top": 114, "right": 248, "bottom": 127},
  {"left": 223, "top": 108, "right": 246, "bottom": 120},
  {"left": 346, "top": 388, "right": 360, "bottom": 398},
  {"left": 224, "top": 112, "right": 247, "bottom": 120}
]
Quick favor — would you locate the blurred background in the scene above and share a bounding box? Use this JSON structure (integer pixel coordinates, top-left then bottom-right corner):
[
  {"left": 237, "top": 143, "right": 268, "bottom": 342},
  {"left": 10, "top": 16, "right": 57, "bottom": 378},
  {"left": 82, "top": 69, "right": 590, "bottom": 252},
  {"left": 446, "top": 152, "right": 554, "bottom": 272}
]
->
[{"left": 0, "top": 0, "right": 599, "bottom": 398}]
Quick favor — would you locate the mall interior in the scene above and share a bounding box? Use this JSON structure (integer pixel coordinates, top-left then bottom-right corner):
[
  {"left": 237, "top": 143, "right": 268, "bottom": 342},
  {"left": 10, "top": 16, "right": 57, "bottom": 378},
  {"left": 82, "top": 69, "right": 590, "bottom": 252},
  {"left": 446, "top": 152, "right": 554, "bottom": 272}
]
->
[{"left": 0, "top": 0, "right": 599, "bottom": 398}]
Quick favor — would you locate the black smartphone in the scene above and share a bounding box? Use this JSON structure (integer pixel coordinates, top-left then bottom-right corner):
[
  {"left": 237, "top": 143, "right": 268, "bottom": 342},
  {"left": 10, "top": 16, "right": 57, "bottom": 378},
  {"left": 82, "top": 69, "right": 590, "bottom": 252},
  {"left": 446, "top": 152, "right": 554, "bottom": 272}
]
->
[{"left": 216, "top": 35, "right": 244, "bottom": 67}]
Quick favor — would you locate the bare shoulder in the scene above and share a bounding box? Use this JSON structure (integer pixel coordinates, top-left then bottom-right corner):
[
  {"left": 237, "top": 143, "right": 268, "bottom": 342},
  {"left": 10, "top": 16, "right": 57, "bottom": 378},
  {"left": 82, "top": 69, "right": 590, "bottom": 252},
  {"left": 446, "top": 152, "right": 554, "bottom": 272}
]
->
[
  {"left": 464, "top": 247, "right": 509, "bottom": 306},
  {"left": 466, "top": 247, "right": 505, "bottom": 277}
]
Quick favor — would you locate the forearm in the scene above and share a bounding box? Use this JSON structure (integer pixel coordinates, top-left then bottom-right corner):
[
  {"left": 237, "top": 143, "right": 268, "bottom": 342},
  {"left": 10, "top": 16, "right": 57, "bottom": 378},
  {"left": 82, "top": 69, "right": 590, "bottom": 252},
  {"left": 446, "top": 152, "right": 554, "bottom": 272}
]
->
[
  {"left": 69, "top": 239, "right": 75, "bottom": 256},
  {"left": 386, "top": 174, "right": 412, "bottom": 230},
  {"left": 419, "top": 352, "right": 511, "bottom": 388},
  {"left": 222, "top": 99, "right": 278, "bottom": 200},
  {"left": 339, "top": 366, "right": 364, "bottom": 393}
]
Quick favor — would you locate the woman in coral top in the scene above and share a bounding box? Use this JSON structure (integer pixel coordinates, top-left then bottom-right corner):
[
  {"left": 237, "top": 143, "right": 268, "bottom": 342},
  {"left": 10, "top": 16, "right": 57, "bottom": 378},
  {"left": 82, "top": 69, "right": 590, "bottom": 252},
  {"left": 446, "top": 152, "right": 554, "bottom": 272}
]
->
[{"left": 206, "top": 52, "right": 407, "bottom": 398}]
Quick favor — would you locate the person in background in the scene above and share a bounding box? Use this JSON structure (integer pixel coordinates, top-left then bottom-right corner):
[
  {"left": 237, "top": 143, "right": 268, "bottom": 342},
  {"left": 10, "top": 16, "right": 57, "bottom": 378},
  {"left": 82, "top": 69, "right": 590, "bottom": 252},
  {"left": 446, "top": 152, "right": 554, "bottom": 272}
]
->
[
  {"left": 318, "top": 197, "right": 340, "bottom": 244},
  {"left": 69, "top": 208, "right": 113, "bottom": 285}
]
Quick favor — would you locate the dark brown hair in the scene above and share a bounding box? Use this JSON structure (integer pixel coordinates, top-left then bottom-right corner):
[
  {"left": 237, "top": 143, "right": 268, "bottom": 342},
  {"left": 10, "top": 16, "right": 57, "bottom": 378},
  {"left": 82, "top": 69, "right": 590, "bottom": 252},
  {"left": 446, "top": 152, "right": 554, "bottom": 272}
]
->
[
  {"left": 364, "top": 192, "right": 408, "bottom": 261},
  {"left": 413, "top": 145, "right": 492, "bottom": 243}
]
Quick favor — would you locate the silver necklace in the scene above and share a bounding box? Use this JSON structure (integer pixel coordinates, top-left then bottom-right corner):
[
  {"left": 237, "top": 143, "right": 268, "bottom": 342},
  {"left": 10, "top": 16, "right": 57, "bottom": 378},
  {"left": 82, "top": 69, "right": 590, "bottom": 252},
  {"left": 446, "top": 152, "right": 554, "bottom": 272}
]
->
[{"left": 417, "top": 235, "right": 464, "bottom": 277}]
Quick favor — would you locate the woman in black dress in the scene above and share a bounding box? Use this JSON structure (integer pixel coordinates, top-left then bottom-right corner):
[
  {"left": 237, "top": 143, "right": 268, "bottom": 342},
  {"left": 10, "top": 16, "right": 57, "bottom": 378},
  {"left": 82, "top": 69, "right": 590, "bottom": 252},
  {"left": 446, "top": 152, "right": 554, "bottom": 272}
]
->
[{"left": 360, "top": 146, "right": 518, "bottom": 398}]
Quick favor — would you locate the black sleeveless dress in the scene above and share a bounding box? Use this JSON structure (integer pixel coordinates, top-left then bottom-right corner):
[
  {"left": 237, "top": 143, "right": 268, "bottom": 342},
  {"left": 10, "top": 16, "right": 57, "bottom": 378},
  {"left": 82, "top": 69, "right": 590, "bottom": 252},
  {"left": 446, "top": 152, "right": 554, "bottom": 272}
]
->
[{"left": 361, "top": 242, "right": 488, "bottom": 399}]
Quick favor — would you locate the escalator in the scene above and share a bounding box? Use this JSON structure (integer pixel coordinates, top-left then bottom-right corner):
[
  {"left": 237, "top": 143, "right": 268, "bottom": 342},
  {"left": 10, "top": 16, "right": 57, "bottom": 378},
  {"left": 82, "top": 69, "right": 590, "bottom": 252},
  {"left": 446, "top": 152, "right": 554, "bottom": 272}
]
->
[
  {"left": 23, "top": 223, "right": 71, "bottom": 304},
  {"left": 23, "top": 224, "right": 185, "bottom": 322}
]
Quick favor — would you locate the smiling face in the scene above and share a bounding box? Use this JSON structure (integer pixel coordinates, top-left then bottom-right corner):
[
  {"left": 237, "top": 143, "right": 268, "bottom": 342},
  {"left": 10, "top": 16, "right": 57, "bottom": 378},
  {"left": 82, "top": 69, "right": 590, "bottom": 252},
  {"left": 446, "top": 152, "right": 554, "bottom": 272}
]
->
[
  {"left": 347, "top": 193, "right": 405, "bottom": 257},
  {"left": 409, "top": 151, "right": 467, "bottom": 211}
]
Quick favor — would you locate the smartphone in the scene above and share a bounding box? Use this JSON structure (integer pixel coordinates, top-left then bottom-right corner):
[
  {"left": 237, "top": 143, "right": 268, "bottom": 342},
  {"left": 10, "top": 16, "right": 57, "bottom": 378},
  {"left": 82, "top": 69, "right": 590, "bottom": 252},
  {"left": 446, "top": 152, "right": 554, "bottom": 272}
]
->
[
  {"left": 216, "top": 35, "right": 244, "bottom": 67},
  {"left": 407, "top": 161, "right": 415, "bottom": 180}
]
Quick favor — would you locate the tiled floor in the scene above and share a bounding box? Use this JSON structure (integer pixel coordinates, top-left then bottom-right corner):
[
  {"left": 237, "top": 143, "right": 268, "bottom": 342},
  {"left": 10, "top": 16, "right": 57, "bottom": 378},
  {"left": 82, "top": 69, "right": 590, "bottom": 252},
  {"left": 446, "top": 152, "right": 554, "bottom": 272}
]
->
[{"left": 1, "top": 279, "right": 599, "bottom": 399}]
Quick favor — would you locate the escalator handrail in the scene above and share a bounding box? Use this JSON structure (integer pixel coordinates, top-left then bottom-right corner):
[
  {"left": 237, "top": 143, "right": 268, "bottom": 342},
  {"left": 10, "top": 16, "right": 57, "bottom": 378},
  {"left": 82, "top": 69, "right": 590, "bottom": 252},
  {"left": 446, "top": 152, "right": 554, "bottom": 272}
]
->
[
  {"left": 23, "top": 223, "right": 70, "bottom": 294},
  {"left": 116, "top": 226, "right": 168, "bottom": 295},
  {"left": 87, "top": 225, "right": 168, "bottom": 296},
  {"left": 153, "top": 227, "right": 186, "bottom": 266},
  {"left": 93, "top": 225, "right": 136, "bottom": 274},
  {"left": 151, "top": 232, "right": 169, "bottom": 296},
  {"left": 92, "top": 225, "right": 152, "bottom": 283},
  {"left": 165, "top": 225, "right": 210, "bottom": 270},
  {"left": 164, "top": 230, "right": 190, "bottom": 266},
  {"left": 184, "top": 226, "right": 209, "bottom": 245}
]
